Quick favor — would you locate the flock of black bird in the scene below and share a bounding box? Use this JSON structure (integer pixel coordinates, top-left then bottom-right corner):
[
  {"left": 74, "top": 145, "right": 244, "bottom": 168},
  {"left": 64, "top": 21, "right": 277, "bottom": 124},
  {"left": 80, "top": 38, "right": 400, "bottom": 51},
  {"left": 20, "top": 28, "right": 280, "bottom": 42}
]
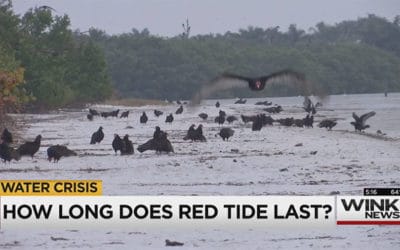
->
[
  {"left": 0, "top": 96, "right": 377, "bottom": 163},
  {"left": 0, "top": 70, "right": 379, "bottom": 163}
]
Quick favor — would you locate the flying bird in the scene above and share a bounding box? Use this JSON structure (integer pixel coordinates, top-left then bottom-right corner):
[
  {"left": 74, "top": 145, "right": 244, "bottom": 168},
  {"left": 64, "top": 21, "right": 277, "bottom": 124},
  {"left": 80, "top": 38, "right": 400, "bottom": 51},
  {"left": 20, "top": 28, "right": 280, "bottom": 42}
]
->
[
  {"left": 191, "top": 69, "right": 307, "bottom": 104},
  {"left": 351, "top": 111, "right": 376, "bottom": 132}
]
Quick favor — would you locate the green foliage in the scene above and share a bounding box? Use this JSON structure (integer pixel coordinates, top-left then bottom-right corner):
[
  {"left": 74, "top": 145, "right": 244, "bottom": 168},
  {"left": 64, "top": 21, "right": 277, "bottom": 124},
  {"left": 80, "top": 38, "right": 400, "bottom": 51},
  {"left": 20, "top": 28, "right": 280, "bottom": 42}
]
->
[
  {"left": 0, "top": 2, "right": 111, "bottom": 109},
  {"left": 89, "top": 15, "right": 400, "bottom": 99}
]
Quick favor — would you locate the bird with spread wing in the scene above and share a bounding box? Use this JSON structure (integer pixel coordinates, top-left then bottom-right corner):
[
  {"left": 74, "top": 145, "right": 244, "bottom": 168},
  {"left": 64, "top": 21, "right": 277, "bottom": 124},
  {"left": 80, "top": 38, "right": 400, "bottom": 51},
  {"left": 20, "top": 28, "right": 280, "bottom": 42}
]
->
[
  {"left": 351, "top": 111, "right": 376, "bottom": 132},
  {"left": 191, "top": 69, "right": 312, "bottom": 105}
]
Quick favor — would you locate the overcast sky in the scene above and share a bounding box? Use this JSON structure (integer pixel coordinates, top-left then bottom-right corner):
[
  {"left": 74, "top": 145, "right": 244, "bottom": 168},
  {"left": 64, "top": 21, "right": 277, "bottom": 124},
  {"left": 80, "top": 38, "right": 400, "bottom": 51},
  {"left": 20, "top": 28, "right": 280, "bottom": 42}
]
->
[{"left": 12, "top": 0, "right": 400, "bottom": 36}]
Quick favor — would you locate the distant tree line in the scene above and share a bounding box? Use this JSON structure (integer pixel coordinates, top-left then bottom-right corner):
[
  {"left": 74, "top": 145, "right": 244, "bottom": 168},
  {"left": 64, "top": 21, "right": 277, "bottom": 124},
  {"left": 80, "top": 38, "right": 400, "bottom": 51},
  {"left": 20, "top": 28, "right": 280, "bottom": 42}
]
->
[
  {"left": 86, "top": 14, "right": 400, "bottom": 100},
  {"left": 1, "top": 0, "right": 400, "bottom": 112}
]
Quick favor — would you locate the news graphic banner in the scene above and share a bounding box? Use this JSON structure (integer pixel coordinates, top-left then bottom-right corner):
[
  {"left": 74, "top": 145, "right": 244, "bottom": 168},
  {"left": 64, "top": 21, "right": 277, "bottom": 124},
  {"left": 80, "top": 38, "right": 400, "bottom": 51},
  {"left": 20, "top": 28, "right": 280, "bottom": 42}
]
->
[
  {"left": 0, "top": 196, "right": 335, "bottom": 229},
  {"left": 0, "top": 180, "right": 102, "bottom": 196},
  {"left": 0, "top": 180, "right": 399, "bottom": 229}
]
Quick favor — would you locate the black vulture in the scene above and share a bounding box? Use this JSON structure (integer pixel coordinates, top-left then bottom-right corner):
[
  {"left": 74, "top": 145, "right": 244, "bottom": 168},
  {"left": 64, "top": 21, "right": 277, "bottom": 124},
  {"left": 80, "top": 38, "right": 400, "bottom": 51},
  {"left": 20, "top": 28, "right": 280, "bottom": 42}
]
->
[
  {"left": 111, "top": 109, "right": 120, "bottom": 117},
  {"left": 138, "top": 128, "right": 173, "bottom": 153},
  {"left": 89, "top": 108, "right": 99, "bottom": 116},
  {"left": 318, "top": 119, "right": 337, "bottom": 130},
  {"left": 215, "top": 101, "right": 220, "bottom": 108},
  {"left": 120, "top": 111, "right": 129, "bottom": 118},
  {"left": 112, "top": 134, "right": 124, "bottom": 154},
  {"left": 303, "top": 115, "right": 314, "bottom": 128},
  {"left": 277, "top": 117, "right": 294, "bottom": 127},
  {"left": 241, "top": 115, "right": 255, "bottom": 123},
  {"left": 38, "top": 5, "right": 56, "bottom": 12},
  {"left": 183, "top": 124, "right": 196, "bottom": 141},
  {"left": 214, "top": 115, "right": 225, "bottom": 125},
  {"left": 351, "top": 111, "right": 376, "bottom": 132},
  {"left": 261, "top": 114, "right": 274, "bottom": 125},
  {"left": 90, "top": 127, "right": 104, "bottom": 144},
  {"left": 264, "top": 105, "right": 283, "bottom": 114},
  {"left": 226, "top": 115, "right": 238, "bottom": 123},
  {"left": 87, "top": 114, "right": 93, "bottom": 121},
  {"left": 165, "top": 240, "right": 184, "bottom": 247},
  {"left": 140, "top": 112, "right": 148, "bottom": 124},
  {"left": 154, "top": 110, "right": 163, "bottom": 117},
  {"left": 0, "top": 142, "right": 20, "bottom": 162},
  {"left": 153, "top": 126, "right": 162, "bottom": 140},
  {"left": 294, "top": 119, "right": 304, "bottom": 128},
  {"left": 198, "top": 113, "right": 208, "bottom": 120},
  {"left": 219, "top": 128, "right": 234, "bottom": 141},
  {"left": 235, "top": 98, "right": 247, "bottom": 104},
  {"left": 165, "top": 114, "right": 174, "bottom": 123},
  {"left": 17, "top": 135, "right": 42, "bottom": 158},
  {"left": 252, "top": 115, "right": 263, "bottom": 131},
  {"left": 1, "top": 128, "right": 13, "bottom": 144},
  {"left": 255, "top": 100, "right": 272, "bottom": 106},
  {"left": 47, "top": 145, "right": 77, "bottom": 162},
  {"left": 303, "top": 96, "right": 316, "bottom": 114},
  {"left": 121, "top": 135, "right": 134, "bottom": 155},
  {"left": 175, "top": 105, "right": 184, "bottom": 114},
  {"left": 194, "top": 124, "right": 207, "bottom": 142},
  {"left": 191, "top": 69, "right": 308, "bottom": 104}
]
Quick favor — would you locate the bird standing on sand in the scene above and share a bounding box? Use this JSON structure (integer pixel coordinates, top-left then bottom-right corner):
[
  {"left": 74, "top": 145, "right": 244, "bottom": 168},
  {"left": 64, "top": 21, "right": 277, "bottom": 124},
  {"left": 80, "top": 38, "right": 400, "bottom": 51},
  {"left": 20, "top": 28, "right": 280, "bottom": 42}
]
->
[
  {"left": 198, "top": 113, "right": 208, "bottom": 120},
  {"left": 90, "top": 127, "right": 104, "bottom": 144},
  {"left": 351, "top": 111, "right": 376, "bottom": 132},
  {"left": 0, "top": 142, "right": 20, "bottom": 162},
  {"left": 226, "top": 115, "right": 238, "bottom": 124},
  {"left": 112, "top": 134, "right": 124, "bottom": 154},
  {"left": 219, "top": 128, "right": 234, "bottom": 141},
  {"left": 175, "top": 105, "right": 184, "bottom": 114},
  {"left": 138, "top": 127, "right": 173, "bottom": 153},
  {"left": 140, "top": 112, "right": 148, "bottom": 124},
  {"left": 122, "top": 135, "right": 134, "bottom": 155},
  {"left": 318, "top": 119, "right": 337, "bottom": 130},
  {"left": 47, "top": 145, "right": 77, "bottom": 162},
  {"left": 165, "top": 114, "right": 174, "bottom": 123},
  {"left": 120, "top": 111, "right": 129, "bottom": 118},
  {"left": 1, "top": 128, "right": 13, "bottom": 144},
  {"left": 17, "top": 135, "right": 42, "bottom": 158},
  {"left": 154, "top": 110, "right": 163, "bottom": 117}
]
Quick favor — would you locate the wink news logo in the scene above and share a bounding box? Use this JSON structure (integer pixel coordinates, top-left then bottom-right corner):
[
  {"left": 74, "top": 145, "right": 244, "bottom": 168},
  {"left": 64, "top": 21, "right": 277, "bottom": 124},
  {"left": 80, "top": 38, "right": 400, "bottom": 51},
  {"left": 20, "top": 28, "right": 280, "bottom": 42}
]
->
[{"left": 341, "top": 198, "right": 400, "bottom": 219}]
